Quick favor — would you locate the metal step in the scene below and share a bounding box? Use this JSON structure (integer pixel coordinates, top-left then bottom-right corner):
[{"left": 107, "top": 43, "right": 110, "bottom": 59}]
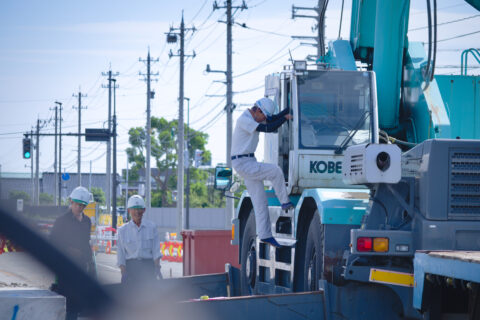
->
[{"left": 275, "top": 237, "right": 297, "bottom": 247}]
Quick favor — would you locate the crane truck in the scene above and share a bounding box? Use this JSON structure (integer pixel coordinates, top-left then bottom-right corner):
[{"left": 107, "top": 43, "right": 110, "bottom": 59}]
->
[
  {"left": 206, "top": 0, "right": 480, "bottom": 319},
  {"left": 2, "top": 0, "right": 479, "bottom": 319}
]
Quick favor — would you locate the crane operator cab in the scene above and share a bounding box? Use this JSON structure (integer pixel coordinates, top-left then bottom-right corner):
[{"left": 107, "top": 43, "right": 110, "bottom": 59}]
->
[{"left": 263, "top": 65, "right": 379, "bottom": 194}]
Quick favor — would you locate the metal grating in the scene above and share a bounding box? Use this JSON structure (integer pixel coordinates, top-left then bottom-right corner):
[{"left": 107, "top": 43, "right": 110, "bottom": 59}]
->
[
  {"left": 351, "top": 154, "right": 363, "bottom": 173},
  {"left": 449, "top": 151, "right": 480, "bottom": 218}
]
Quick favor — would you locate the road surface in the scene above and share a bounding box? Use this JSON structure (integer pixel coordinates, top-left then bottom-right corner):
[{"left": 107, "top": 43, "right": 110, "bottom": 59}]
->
[{"left": 0, "top": 252, "right": 183, "bottom": 288}]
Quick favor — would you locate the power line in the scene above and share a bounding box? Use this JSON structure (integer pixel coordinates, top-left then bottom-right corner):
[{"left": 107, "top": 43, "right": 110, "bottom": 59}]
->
[
  {"left": 234, "top": 22, "right": 291, "bottom": 38},
  {"left": 234, "top": 82, "right": 264, "bottom": 94},
  {"left": 191, "top": 0, "right": 209, "bottom": 21},
  {"left": 436, "top": 29, "right": 480, "bottom": 43},
  {"left": 233, "top": 41, "right": 298, "bottom": 78},
  {"left": 409, "top": 14, "right": 480, "bottom": 31},
  {"left": 410, "top": 3, "right": 466, "bottom": 15},
  {"left": 190, "top": 97, "right": 226, "bottom": 126},
  {"left": 247, "top": 0, "right": 268, "bottom": 8}
]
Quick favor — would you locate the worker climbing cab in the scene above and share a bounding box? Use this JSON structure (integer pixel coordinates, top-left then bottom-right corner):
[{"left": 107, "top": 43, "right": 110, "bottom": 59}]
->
[{"left": 233, "top": 63, "right": 380, "bottom": 295}]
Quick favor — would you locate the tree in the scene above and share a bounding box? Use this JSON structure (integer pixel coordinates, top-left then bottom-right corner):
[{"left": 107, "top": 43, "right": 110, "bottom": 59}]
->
[
  {"left": 39, "top": 192, "right": 54, "bottom": 205},
  {"left": 126, "top": 117, "right": 211, "bottom": 207},
  {"left": 9, "top": 190, "right": 30, "bottom": 203},
  {"left": 91, "top": 187, "right": 105, "bottom": 205}
]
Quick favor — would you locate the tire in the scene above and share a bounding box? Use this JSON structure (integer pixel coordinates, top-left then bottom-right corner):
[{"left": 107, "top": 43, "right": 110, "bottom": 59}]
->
[
  {"left": 240, "top": 212, "right": 257, "bottom": 295},
  {"left": 295, "top": 212, "right": 324, "bottom": 292}
]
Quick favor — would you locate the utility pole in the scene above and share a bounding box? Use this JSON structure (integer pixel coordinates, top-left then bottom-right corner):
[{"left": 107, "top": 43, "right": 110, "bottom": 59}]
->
[
  {"left": 292, "top": 1, "right": 327, "bottom": 61},
  {"left": 35, "top": 119, "right": 41, "bottom": 206},
  {"left": 184, "top": 97, "right": 190, "bottom": 229},
  {"left": 213, "top": 0, "right": 247, "bottom": 228},
  {"left": 167, "top": 12, "right": 196, "bottom": 233},
  {"left": 139, "top": 50, "right": 159, "bottom": 210},
  {"left": 55, "top": 101, "right": 63, "bottom": 205},
  {"left": 73, "top": 89, "right": 87, "bottom": 186},
  {"left": 50, "top": 105, "right": 58, "bottom": 204},
  {"left": 112, "top": 78, "right": 118, "bottom": 229},
  {"left": 102, "top": 69, "right": 119, "bottom": 215}
]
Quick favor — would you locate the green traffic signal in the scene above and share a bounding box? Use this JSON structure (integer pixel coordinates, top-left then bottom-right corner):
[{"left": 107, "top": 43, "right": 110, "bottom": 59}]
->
[{"left": 22, "top": 138, "right": 31, "bottom": 159}]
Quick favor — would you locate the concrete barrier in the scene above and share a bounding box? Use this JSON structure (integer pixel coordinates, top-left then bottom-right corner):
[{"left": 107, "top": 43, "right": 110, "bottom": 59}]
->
[{"left": 0, "top": 288, "right": 65, "bottom": 320}]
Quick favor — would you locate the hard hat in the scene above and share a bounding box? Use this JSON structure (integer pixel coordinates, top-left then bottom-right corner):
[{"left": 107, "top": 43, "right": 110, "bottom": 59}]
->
[
  {"left": 69, "top": 186, "right": 91, "bottom": 206},
  {"left": 128, "top": 195, "right": 145, "bottom": 209},
  {"left": 255, "top": 97, "right": 276, "bottom": 118}
]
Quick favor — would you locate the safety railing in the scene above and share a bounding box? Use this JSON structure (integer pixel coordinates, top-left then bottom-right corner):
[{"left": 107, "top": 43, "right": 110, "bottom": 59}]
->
[{"left": 461, "top": 48, "right": 480, "bottom": 75}]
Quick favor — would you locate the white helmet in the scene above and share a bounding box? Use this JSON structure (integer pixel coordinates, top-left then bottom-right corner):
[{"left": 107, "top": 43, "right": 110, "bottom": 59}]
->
[
  {"left": 128, "top": 195, "right": 145, "bottom": 209},
  {"left": 255, "top": 97, "right": 276, "bottom": 118},
  {"left": 69, "top": 186, "right": 91, "bottom": 206}
]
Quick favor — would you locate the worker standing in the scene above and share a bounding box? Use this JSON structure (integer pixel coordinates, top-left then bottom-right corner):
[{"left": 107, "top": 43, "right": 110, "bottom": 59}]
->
[
  {"left": 50, "top": 186, "right": 94, "bottom": 320},
  {"left": 231, "top": 97, "right": 293, "bottom": 248},
  {"left": 117, "top": 195, "right": 162, "bottom": 285}
]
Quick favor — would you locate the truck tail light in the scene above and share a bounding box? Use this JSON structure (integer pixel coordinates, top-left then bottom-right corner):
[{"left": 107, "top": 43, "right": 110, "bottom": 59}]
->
[
  {"left": 231, "top": 224, "right": 235, "bottom": 241},
  {"left": 373, "top": 238, "right": 389, "bottom": 252},
  {"left": 357, "top": 237, "right": 373, "bottom": 252}
]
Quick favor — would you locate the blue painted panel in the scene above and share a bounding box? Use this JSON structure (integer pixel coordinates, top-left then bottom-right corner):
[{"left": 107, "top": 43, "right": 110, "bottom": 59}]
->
[
  {"left": 436, "top": 75, "right": 480, "bottom": 139},
  {"left": 350, "top": 0, "right": 377, "bottom": 53},
  {"left": 413, "top": 252, "right": 480, "bottom": 309},
  {"left": 403, "top": 42, "right": 451, "bottom": 141},
  {"left": 264, "top": 189, "right": 300, "bottom": 207},
  {"left": 373, "top": 0, "right": 410, "bottom": 129},
  {"left": 325, "top": 40, "right": 357, "bottom": 71},
  {"left": 294, "top": 188, "right": 369, "bottom": 236}
]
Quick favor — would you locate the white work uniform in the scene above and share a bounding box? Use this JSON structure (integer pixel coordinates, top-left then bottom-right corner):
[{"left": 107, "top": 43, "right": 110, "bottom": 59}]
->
[
  {"left": 231, "top": 110, "right": 290, "bottom": 239},
  {"left": 116, "top": 219, "right": 161, "bottom": 267}
]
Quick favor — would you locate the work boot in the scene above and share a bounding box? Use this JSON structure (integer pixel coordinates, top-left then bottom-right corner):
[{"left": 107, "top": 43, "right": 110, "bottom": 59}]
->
[
  {"left": 281, "top": 202, "right": 294, "bottom": 212},
  {"left": 261, "top": 237, "right": 282, "bottom": 248}
]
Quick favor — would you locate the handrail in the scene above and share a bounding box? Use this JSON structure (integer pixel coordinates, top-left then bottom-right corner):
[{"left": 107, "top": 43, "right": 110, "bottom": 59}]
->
[{"left": 461, "top": 48, "right": 480, "bottom": 75}]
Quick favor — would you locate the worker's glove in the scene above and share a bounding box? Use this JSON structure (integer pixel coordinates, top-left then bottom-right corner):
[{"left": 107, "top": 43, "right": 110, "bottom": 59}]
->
[{"left": 155, "top": 265, "right": 163, "bottom": 280}]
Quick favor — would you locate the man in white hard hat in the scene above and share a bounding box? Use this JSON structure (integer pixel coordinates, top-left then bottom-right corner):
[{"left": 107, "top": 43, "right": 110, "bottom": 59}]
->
[
  {"left": 231, "top": 97, "right": 294, "bottom": 248},
  {"left": 50, "top": 186, "right": 94, "bottom": 320},
  {"left": 117, "top": 195, "right": 162, "bottom": 285}
]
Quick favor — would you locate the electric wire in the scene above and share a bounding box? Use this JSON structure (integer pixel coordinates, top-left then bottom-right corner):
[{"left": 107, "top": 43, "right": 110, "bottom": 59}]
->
[
  {"left": 411, "top": 3, "right": 465, "bottom": 15},
  {"left": 233, "top": 40, "right": 298, "bottom": 78},
  {"left": 409, "top": 14, "right": 480, "bottom": 31},
  {"left": 436, "top": 30, "right": 480, "bottom": 43},
  {"left": 235, "top": 23, "right": 291, "bottom": 38}
]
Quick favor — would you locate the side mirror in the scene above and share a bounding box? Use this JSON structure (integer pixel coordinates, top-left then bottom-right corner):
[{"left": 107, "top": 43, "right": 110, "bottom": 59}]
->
[{"left": 214, "top": 166, "right": 232, "bottom": 190}]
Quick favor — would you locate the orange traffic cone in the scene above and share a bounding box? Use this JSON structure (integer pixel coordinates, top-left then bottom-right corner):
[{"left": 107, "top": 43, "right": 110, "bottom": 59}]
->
[{"left": 106, "top": 240, "right": 111, "bottom": 254}]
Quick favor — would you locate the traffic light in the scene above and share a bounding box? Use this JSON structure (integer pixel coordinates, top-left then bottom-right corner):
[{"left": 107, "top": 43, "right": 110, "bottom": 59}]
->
[{"left": 22, "top": 138, "right": 31, "bottom": 159}]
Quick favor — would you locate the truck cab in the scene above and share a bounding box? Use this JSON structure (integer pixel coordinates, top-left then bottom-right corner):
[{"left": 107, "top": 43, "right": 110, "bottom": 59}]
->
[
  {"left": 263, "top": 66, "right": 379, "bottom": 193},
  {"left": 232, "top": 64, "right": 382, "bottom": 295}
]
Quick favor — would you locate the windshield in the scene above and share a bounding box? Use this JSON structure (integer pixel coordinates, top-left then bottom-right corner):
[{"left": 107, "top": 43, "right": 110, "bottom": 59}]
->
[{"left": 298, "top": 71, "right": 373, "bottom": 149}]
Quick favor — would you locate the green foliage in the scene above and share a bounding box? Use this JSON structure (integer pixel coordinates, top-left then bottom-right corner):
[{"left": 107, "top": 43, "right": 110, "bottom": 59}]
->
[
  {"left": 39, "top": 192, "right": 54, "bottom": 205},
  {"left": 126, "top": 116, "right": 214, "bottom": 207},
  {"left": 91, "top": 187, "right": 105, "bottom": 205},
  {"left": 9, "top": 190, "right": 30, "bottom": 203}
]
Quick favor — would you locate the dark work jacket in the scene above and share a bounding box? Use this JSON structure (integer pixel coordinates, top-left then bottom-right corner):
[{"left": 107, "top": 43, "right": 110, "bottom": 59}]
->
[{"left": 50, "top": 210, "right": 93, "bottom": 270}]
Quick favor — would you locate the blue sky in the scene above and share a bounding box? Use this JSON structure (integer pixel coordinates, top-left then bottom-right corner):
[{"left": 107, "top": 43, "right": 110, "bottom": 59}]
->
[{"left": 0, "top": 0, "right": 479, "bottom": 177}]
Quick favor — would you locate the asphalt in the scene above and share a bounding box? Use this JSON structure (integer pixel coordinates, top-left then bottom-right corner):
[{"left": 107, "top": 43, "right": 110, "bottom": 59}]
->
[{"left": 0, "top": 252, "right": 183, "bottom": 288}]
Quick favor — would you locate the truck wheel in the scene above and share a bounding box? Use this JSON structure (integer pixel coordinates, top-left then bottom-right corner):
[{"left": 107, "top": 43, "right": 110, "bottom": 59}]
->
[
  {"left": 240, "top": 212, "right": 257, "bottom": 295},
  {"left": 296, "top": 212, "right": 323, "bottom": 292}
]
